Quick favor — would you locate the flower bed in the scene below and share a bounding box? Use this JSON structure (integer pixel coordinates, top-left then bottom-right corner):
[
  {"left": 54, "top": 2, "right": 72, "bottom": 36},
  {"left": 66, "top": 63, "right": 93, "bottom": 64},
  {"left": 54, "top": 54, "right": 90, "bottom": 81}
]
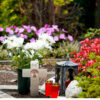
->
[{"left": 71, "top": 38, "right": 100, "bottom": 98}]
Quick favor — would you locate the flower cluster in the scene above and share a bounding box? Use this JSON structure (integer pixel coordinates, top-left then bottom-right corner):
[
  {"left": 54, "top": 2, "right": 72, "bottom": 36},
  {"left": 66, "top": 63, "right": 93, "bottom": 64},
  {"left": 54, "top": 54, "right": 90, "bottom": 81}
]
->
[
  {"left": 3, "top": 35, "right": 24, "bottom": 49},
  {"left": 0, "top": 25, "right": 73, "bottom": 43},
  {"left": 2, "top": 33, "right": 55, "bottom": 59},
  {"left": 71, "top": 38, "right": 100, "bottom": 72},
  {"left": 24, "top": 33, "right": 55, "bottom": 54}
]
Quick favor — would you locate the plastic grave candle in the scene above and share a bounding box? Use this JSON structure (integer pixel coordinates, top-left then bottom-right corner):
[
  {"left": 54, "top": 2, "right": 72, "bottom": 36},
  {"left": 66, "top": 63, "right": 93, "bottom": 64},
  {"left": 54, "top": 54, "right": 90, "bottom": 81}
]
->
[
  {"left": 51, "top": 83, "right": 60, "bottom": 98},
  {"left": 45, "top": 80, "right": 53, "bottom": 97}
]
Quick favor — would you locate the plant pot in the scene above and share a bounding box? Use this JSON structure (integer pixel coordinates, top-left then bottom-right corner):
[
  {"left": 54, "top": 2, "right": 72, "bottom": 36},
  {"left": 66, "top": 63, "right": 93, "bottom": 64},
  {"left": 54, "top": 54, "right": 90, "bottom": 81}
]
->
[{"left": 18, "top": 69, "right": 30, "bottom": 95}]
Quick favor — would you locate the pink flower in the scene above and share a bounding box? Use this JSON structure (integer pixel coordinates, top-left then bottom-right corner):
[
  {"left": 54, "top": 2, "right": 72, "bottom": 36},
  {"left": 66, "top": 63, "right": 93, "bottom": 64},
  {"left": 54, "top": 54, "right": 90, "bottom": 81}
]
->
[
  {"left": 0, "top": 36, "right": 7, "bottom": 41},
  {"left": 30, "top": 38, "right": 35, "bottom": 42},
  {"left": 0, "top": 27, "right": 4, "bottom": 32},
  {"left": 31, "top": 26, "right": 37, "bottom": 32},
  {"left": 20, "top": 34, "right": 28, "bottom": 39},
  {"left": 62, "top": 29, "right": 68, "bottom": 33},
  {"left": 15, "top": 27, "right": 20, "bottom": 33},
  {"left": 23, "top": 35, "right": 28, "bottom": 39},
  {"left": 22, "top": 25, "right": 31, "bottom": 33},
  {"left": 6, "top": 27, "right": 14, "bottom": 35},
  {"left": 38, "top": 28, "right": 46, "bottom": 34},
  {"left": 18, "top": 28, "right": 24, "bottom": 33},
  {"left": 26, "top": 27, "right": 31, "bottom": 33},
  {"left": 36, "top": 30, "right": 39, "bottom": 36},
  {"left": 47, "top": 30, "right": 52, "bottom": 35},
  {"left": 54, "top": 36, "right": 59, "bottom": 41},
  {"left": 17, "top": 33, "right": 21, "bottom": 37},
  {"left": 52, "top": 25, "right": 59, "bottom": 31},
  {"left": 11, "top": 25, "right": 16, "bottom": 29},
  {"left": 44, "top": 24, "right": 50, "bottom": 28},
  {"left": 59, "top": 34, "right": 66, "bottom": 40},
  {"left": 68, "top": 34, "right": 73, "bottom": 41}
]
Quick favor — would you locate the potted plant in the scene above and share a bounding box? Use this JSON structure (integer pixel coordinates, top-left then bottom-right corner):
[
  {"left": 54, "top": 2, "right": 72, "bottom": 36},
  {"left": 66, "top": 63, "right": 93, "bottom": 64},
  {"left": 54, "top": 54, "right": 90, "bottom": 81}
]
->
[{"left": 2, "top": 33, "right": 55, "bottom": 94}]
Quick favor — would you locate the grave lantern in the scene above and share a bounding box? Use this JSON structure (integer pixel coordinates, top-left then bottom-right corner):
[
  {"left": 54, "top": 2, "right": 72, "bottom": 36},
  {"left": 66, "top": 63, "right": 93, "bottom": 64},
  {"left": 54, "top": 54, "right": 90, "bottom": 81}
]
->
[{"left": 55, "top": 54, "right": 79, "bottom": 95}]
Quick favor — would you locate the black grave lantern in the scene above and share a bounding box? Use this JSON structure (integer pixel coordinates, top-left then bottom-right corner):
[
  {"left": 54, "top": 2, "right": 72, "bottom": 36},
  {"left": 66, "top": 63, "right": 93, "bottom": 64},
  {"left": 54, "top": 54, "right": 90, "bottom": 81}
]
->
[{"left": 55, "top": 54, "right": 79, "bottom": 95}]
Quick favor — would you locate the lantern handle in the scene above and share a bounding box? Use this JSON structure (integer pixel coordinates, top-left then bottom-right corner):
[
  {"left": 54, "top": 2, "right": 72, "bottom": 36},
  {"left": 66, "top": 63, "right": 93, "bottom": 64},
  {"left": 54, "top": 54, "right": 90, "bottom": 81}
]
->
[{"left": 66, "top": 54, "right": 70, "bottom": 61}]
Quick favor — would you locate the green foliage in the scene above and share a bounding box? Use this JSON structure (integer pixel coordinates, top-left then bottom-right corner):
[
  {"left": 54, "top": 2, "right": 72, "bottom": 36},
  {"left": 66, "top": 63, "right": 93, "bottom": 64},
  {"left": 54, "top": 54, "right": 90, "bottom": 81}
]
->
[
  {"left": 11, "top": 48, "right": 43, "bottom": 69},
  {"left": 0, "top": 46, "right": 9, "bottom": 60},
  {"left": 83, "top": 28, "right": 100, "bottom": 39},
  {"left": 45, "top": 0, "right": 74, "bottom": 6},
  {"left": 0, "top": 0, "right": 26, "bottom": 27},
  {"left": 44, "top": 41, "right": 79, "bottom": 58}
]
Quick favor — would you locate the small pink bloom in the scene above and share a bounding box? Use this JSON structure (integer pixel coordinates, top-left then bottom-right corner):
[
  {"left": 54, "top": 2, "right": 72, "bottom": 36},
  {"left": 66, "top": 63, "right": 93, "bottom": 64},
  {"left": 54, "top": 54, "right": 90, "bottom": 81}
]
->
[
  {"left": 68, "top": 34, "right": 73, "bottom": 41},
  {"left": 26, "top": 27, "right": 31, "bottom": 33},
  {"left": 44, "top": 24, "right": 50, "bottom": 28},
  {"left": 11, "top": 25, "right": 16, "bottom": 29},
  {"left": 31, "top": 26, "right": 37, "bottom": 32},
  {"left": 0, "top": 36, "right": 7, "bottom": 41},
  {"left": 23, "top": 35, "right": 28, "bottom": 39},
  {"left": 59, "top": 34, "right": 66, "bottom": 40},
  {"left": 6, "top": 27, "right": 14, "bottom": 35},
  {"left": 18, "top": 28, "right": 24, "bottom": 33},
  {"left": 54, "top": 36, "right": 59, "bottom": 41},
  {"left": 0, "top": 27, "right": 4, "bottom": 32},
  {"left": 47, "top": 30, "right": 52, "bottom": 35},
  {"left": 62, "top": 29, "right": 68, "bottom": 33},
  {"left": 52, "top": 25, "right": 59, "bottom": 31},
  {"left": 38, "top": 28, "right": 46, "bottom": 34},
  {"left": 30, "top": 38, "right": 35, "bottom": 42}
]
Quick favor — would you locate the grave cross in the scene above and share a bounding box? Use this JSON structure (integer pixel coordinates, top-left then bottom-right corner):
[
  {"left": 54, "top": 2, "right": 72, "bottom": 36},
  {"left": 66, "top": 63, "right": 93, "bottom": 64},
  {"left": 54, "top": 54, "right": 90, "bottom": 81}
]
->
[{"left": 22, "top": 60, "right": 47, "bottom": 96}]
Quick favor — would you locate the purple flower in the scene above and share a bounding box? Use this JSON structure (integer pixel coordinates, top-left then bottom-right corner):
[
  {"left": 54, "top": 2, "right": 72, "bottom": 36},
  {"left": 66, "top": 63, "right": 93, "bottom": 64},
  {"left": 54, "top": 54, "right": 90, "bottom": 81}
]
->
[
  {"left": 26, "top": 27, "right": 31, "bottom": 33},
  {"left": 52, "top": 25, "right": 59, "bottom": 31},
  {"left": 6, "top": 27, "right": 10, "bottom": 33},
  {"left": 36, "top": 30, "right": 39, "bottom": 36},
  {"left": 6, "top": 27, "right": 14, "bottom": 35},
  {"left": 15, "top": 27, "right": 19, "bottom": 33},
  {"left": 19, "top": 34, "right": 28, "bottom": 39},
  {"left": 11, "top": 25, "right": 16, "bottom": 29},
  {"left": 22, "top": 25, "right": 31, "bottom": 33},
  {"left": 30, "top": 38, "right": 35, "bottom": 42},
  {"left": 23, "top": 35, "right": 28, "bottom": 39},
  {"left": 47, "top": 30, "right": 52, "bottom": 35},
  {"left": 17, "top": 33, "right": 21, "bottom": 37},
  {"left": 38, "top": 27, "right": 46, "bottom": 34},
  {"left": 68, "top": 34, "right": 73, "bottom": 41},
  {"left": 47, "top": 28, "right": 54, "bottom": 33},
  {"left": 44, "top": 24, "right": 50, "bottom": 28},
  {"left": 0, "top": 36, "right": 7, "bottom": 41},
  {"left": 54, "top": 36, "right": 59, "bottom": 41},
  {"left": 59, "top": 34, "right": 66, "bottom": 40},
  {"left": 0, "top": 27, "right": 4, "bottom": 32},
  {"left": 18, "top": 28, "right": 24, "bottom": 33},
  {"left": 31, "top": 26, "right": 37, "bottom": 32},
  {"left": 62, "top": 29, "right": 68, "bottom": 33},
  {"left": 9, "top": 30, "right": 14, "bottom": 35}
]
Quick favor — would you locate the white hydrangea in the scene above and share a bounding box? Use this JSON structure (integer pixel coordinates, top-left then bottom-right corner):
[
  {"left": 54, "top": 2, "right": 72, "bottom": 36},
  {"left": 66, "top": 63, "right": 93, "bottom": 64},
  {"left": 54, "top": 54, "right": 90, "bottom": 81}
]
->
[
  {"left": 38, "top": 33, "right": 55, "bottom": 45},
  {"left": 24, "top": 33, "right": 55, "bottom": 51},
  {"left": 2, "top": 36, "right": 24, "bottom": 49}
]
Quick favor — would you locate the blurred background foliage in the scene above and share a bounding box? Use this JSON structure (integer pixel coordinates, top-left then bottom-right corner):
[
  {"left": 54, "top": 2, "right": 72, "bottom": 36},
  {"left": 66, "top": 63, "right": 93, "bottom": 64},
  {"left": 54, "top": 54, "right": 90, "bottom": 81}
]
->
[{"left": 0, "top": 0, "right": 99, "bottom": 39}]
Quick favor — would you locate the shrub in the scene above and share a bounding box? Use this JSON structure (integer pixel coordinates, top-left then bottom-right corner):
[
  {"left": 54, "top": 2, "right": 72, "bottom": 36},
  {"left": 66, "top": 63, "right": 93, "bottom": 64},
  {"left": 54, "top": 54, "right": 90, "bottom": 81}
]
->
[
  {"left": 43, "top": 41, "right": 80, "bottom": 58},
  {"left": 0, "top": 46, "right": 9, "bottom": 60},
  {"left": 71, "top": 38, "right": 100, "bottom": 98}
]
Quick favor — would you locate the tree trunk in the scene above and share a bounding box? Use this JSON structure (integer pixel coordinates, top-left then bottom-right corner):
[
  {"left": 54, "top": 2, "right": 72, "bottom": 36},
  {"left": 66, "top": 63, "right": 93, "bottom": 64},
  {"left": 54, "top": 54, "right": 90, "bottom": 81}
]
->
[{"left": 48, "top": 0, "right": 55, "bottom": 25}]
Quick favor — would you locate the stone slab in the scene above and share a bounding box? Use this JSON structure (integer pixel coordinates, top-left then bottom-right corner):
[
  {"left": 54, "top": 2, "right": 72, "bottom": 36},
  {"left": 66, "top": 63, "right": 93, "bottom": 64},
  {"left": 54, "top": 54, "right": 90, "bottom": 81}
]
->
[
  {"left": 0, "top": 91, "right": 14, "bottom": 98},
  {"left": 0, "top": 85, "right": 17, "bottom": 90}
]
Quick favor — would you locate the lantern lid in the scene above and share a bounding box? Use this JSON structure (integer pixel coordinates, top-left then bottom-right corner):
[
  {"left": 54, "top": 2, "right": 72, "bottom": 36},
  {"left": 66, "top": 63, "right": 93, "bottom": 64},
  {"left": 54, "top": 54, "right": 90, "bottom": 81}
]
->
[{"left": 56, "top": 54, "right": 79, "bottom": 67}]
